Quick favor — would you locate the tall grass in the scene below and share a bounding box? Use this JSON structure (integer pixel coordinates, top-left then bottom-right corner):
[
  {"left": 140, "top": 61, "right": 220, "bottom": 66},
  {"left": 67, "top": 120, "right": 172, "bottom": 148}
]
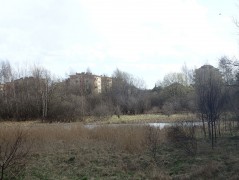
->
[
  {"left": 0, "top": 122, "right": 166, "bottom": 154},
  {"left": 1, "top": 121, "right": 238, "bottom": 179},
  {"left": 89, "top": 125, "right": 151, "bottom": 153}
]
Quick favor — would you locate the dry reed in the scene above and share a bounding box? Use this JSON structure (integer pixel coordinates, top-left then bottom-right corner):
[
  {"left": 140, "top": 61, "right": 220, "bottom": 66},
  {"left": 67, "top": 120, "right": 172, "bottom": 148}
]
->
[{"left": 0, "top": 122, "right": 166, "bottom": 154}]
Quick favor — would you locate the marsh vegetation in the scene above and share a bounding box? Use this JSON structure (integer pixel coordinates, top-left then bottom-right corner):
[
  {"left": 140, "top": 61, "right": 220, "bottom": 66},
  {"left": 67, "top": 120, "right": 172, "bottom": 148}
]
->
[{"left": 0, "top": 120, "right": 238, "bottom": 179}]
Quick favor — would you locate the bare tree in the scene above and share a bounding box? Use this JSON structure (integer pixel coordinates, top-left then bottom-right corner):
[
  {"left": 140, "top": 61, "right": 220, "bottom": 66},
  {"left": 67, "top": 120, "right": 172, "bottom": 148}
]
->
[
  {"left": 161, "top": 72, "right": 187, "bottom": 87},
  {"left": 195, "top": 65, "right": 225, "bottom": 148},
  {"left": 181, "top": 63, "right": 195, "bottom": 86},
  {"left": 218, "top": 56, "right": 234, "bottom": 85},
  {"left": 218, "top": 57, "right": 239, "bottom": 127},
  {"left": 0, "top": 129, "right": 30, "bottom": 180},
  {"left": 111, "top": 68, "right": 148, "bottom": 115},
  {"left": 0, "top": 60, "right": 13, "bottom": 83}
]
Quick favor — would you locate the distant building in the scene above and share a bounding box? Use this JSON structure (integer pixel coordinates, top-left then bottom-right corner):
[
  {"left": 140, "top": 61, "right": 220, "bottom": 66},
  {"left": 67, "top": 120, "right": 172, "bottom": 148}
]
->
[
  {"left": 0, "top": 77, "right": 46, "bottom": 97},
  {"left": 0, "top": 84, "right": 3, "bottom": 92},
  {"left": 0, "top": 82, "right": 12, "bottom": 97},
  {"left": 67, "top": 72, "right": 112, "bottom": 94}
]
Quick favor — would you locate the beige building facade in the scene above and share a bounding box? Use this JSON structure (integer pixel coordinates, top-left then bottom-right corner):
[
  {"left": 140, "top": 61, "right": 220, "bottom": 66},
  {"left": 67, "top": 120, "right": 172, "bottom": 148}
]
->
[
  {"left": 67, "top": 72, "right": 112, "bottom": 94},
  {"left": 0, "top": 84, "right": 3, "bottom": 92}
]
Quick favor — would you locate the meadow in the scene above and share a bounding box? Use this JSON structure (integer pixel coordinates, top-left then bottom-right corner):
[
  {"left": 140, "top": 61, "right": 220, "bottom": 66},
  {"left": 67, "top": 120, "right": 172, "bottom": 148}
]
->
[
  {"left": 0, "top": 120, "right": 239, "bottom": 180},
  {"left": 86, "top": 113, "right": 197, "bottom": 124}
]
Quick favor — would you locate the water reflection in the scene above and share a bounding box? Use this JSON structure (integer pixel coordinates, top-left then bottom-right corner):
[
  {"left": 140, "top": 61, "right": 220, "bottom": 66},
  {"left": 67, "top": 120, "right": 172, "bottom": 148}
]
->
[
  {"left": 149, "top": 121, "right": 202, "bottom": 129},
  {"left": 85, "top": 121, "right": 202, "bottom": 129}
]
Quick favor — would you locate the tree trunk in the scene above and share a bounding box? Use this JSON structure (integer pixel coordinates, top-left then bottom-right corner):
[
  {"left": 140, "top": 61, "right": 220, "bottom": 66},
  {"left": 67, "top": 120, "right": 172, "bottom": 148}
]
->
[
  {"left": 214, "top": 120, "right": 217, "bottom": 143},
  {"left": 208, "top": 120, "right": 211, "bottom": 139},
  {"left": 42, "top": 79, "right": 49, "bottom": 121},
  {"left": 211, "top": 121, "right": 214, "bottom": 149},
  {"left": 201, "top": 114, "right": 206, "bottom": 138},
  {"left": 218, "top": 119, "right": 221, "bottom": 137},
  {"left": 0, "top": 165, "right": 4, "bottom": 180}
]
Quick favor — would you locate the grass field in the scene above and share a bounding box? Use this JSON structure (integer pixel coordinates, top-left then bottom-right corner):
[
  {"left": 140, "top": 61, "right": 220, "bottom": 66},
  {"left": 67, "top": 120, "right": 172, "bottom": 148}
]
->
[
  {"left": 0, "top": 121, "right": 239, "bottom": 179},
  {"left": 86, "top": 113, "right": 198, "bottom": 124}
]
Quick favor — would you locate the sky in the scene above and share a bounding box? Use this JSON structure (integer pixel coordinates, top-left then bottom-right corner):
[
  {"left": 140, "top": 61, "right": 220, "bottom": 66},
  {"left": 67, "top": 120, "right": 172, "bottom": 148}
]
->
[{"left": 0, "top": 0, "right": 239, "bottom": 88}]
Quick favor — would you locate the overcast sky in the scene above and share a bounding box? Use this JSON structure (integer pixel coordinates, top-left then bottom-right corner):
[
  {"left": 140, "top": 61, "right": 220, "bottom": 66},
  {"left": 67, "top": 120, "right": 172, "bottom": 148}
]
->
[{"left": 0, "top": 0, "right": 239, "bottom": 88}]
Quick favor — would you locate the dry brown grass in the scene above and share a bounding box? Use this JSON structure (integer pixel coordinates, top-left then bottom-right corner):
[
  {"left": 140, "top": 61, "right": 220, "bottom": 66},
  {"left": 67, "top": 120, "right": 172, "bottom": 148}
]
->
[
  {"left": 89, "top": 125, "right": 149, "bottom": 153},
  {"left": 0, "top": 121, "right": 238, "bottom": 179},
  {"left": 0, "top": 122, "right": 166, "bottom": 154},
  {"left": 10, "top": 122, "right": 168, "bottom": 179}
]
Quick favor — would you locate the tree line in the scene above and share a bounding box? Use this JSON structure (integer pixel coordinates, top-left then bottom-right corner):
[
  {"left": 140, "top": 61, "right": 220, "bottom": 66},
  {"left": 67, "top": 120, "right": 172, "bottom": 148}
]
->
[
  {"left": 0, "top": 62, "right": 149, "bottom": 121},
  {"left": 0, "top": 57, "right": 239, "bottom": 144}
]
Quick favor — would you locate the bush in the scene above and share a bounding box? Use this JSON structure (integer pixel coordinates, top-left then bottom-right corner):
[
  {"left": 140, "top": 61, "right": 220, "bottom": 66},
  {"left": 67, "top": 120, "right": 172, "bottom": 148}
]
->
[
  {"left": 166, "top": 122, "right": 197, "bottom": 156},
  {"left": 91, "top": 104, "right": 113, "bottom": 120},
  {"left": 0, "top": 129, "right": 30, "bottom": 180},
  {"left": 162, "top": 102, "right": 174, "bottom": 116},
  {"left": 47, "top": 95, "right": 85, "bottom": 122},
  {"left": 146, "top": 126, "right": 161, "bottom": 160}
]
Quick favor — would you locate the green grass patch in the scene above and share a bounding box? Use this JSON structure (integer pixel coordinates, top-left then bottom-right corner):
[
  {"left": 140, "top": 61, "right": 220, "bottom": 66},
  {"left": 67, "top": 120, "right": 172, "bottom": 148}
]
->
[{"left": 86, "top": 113, "right": 197, "bottom": 124}]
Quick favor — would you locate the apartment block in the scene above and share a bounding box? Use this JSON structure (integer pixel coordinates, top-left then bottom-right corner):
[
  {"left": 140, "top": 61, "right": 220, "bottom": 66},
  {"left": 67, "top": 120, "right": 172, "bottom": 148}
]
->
[
  {"left": 0, "top": 84, "right": 3, "bottom": 92},
  {"left": 67, "top": 72, "right": 112, "bottom": 94}
]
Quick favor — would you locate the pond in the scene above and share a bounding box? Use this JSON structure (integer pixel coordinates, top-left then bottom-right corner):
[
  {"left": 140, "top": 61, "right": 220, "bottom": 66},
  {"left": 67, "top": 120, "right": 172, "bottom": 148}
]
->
[{"left": 148, "top": 121, "right": 202, "bottom": 129}]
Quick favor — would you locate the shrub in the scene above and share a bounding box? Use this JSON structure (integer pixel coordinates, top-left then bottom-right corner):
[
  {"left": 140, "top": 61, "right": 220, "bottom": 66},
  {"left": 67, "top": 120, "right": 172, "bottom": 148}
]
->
[
  {"left": 166, "top": 122, "right": 197, "bottom": 156},
  {"left": 91, "top": 104, "right": 113, "bottom": 120},
  {"left": 47, "top": 95, "right": 85, "bottom": 122},
  {"left": 0, "top": 128, "right": 30, "bottom": 180},
  {"left": 162, "top": 102, "right": 174, "bottom": 116},
  {"left": 146, "top": 126, "right": 161, "bottom": 160}
]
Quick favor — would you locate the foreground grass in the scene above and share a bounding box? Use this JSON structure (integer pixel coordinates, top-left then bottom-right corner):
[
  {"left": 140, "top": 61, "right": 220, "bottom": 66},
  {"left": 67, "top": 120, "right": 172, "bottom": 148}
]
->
[
  {"left": 1, "top": 122, "right": 239, "bottom": 179},
  {"left": 86, "top": 113, "right": 197, "bottom": 124}
]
